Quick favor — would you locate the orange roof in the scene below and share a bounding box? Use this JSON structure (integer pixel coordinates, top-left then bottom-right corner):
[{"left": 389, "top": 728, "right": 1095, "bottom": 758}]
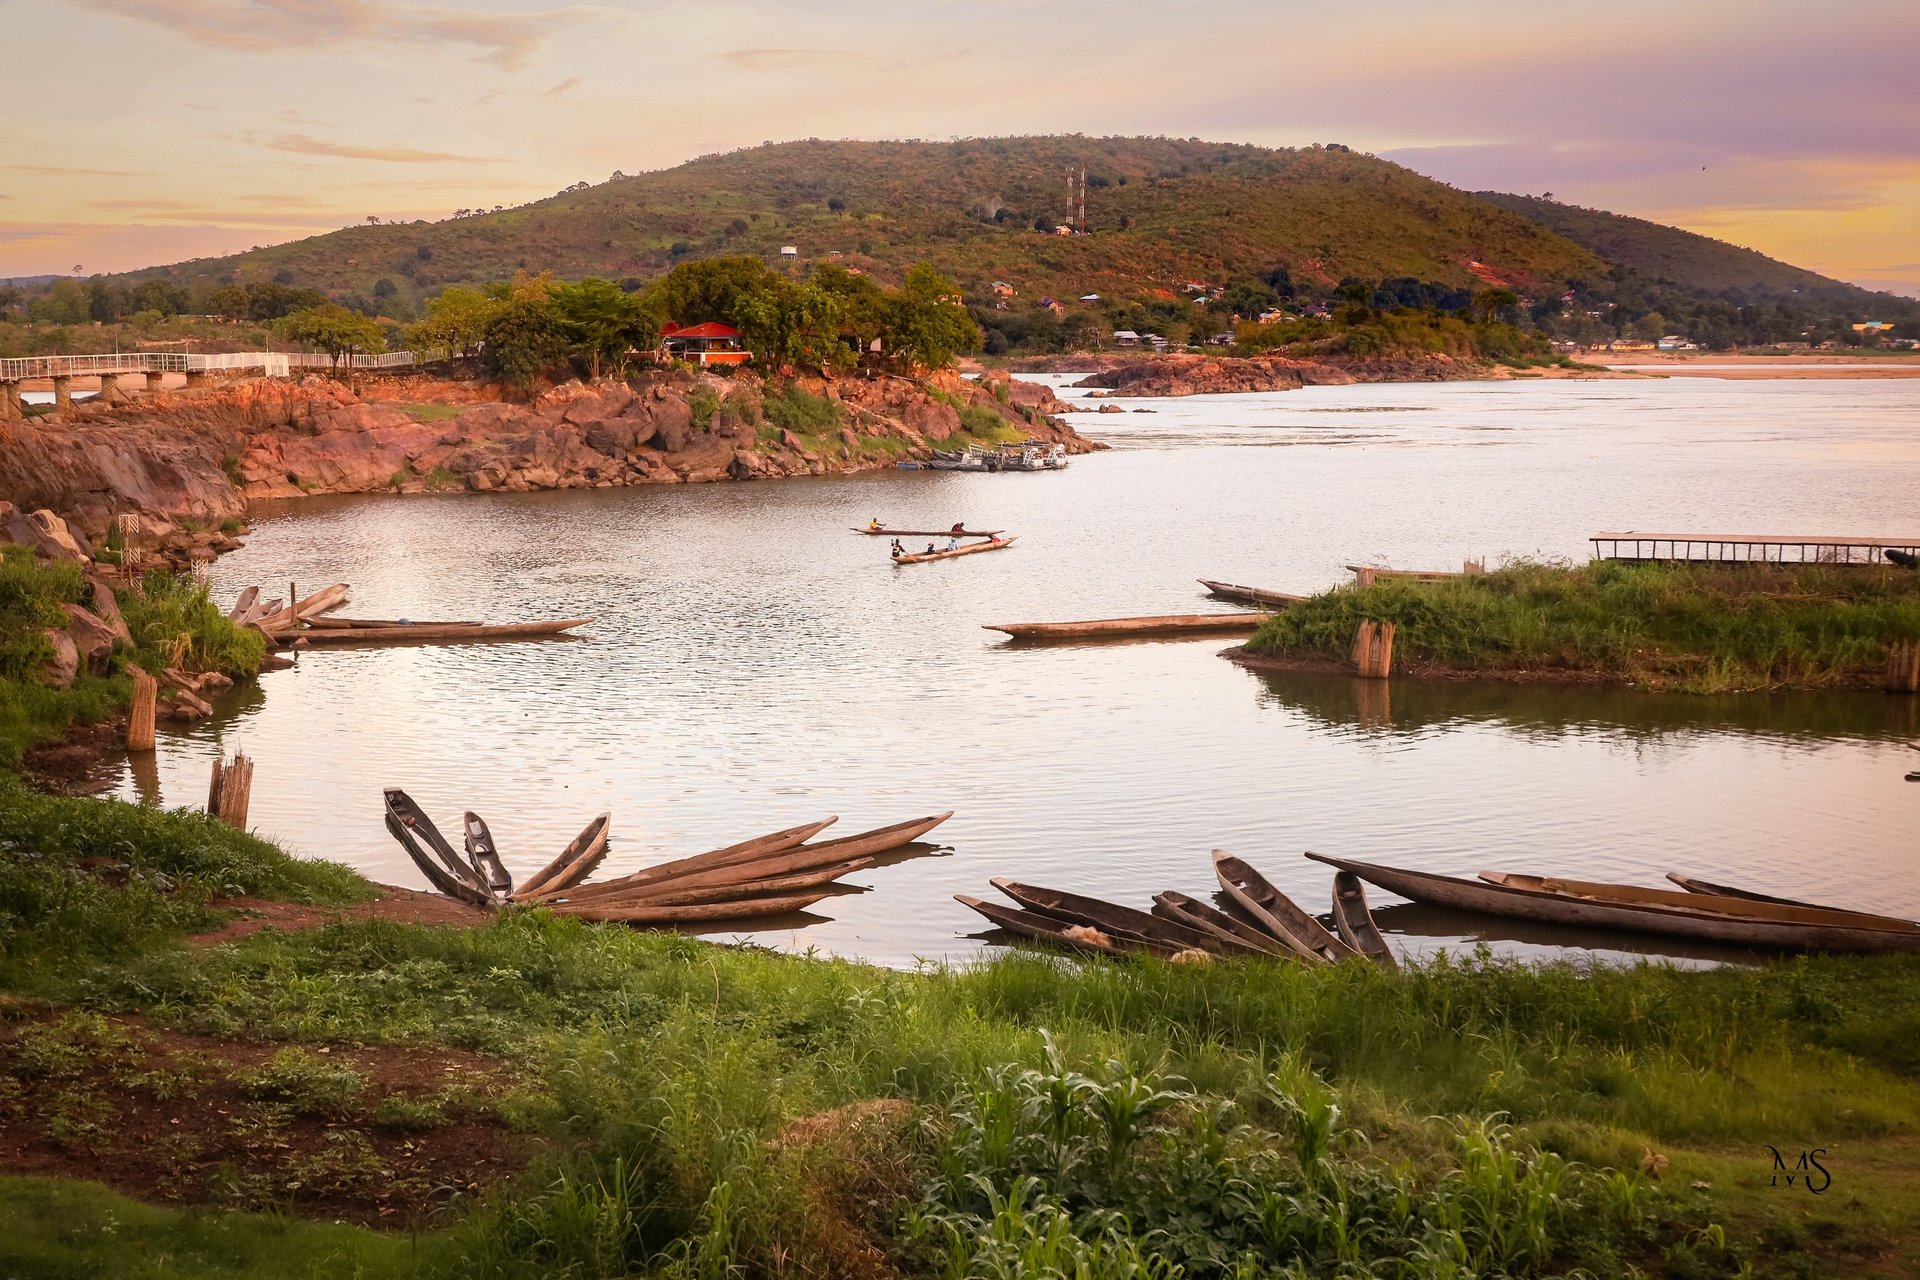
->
[{"left": 664, "top": 322, "right": 742, "bottom": 339}]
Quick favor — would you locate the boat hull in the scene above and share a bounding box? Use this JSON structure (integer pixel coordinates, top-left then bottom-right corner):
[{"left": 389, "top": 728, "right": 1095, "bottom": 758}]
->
[
  {"left": 1197, "top": 580, "right": 1305, "bottom": 609},
  {"left": 1214, "top": 851, "right": 1356, "bottom": 963},
  {"left": 986, "top": 612, "right": 1269, "bottom": 640},
  {"left": 1330, "top": 871, "right": 1396, "bottom": 968}
]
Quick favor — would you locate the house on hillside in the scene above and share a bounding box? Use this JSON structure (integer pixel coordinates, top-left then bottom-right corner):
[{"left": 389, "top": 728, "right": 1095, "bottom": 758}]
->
[
  {"left": 1256, "top": 308, "right": 1292, "bottom": 325},
  {"left": 1208, "top": 331, "right": 1235, "bottom": 346},
  {"left": 1038, "top": 296, "right": 1067, "bottom": 318},
  {"left": 1145, "top": 334, "right": 1169, "bottom": 352},
  {"left": 990, "top": 281, "right": 1016, "bottom": 298},
  {"left": 1079, "top": 293, "right": 1103, "bottom": 304},
  {"left": 662, "top": 322, "right": 751, "bottom": 367},
  {"left": 1607, "top": 339, "right": 1656, "bottom": 353},
  {"left": 1112, "top": 330, "right": 1141, "bottom": 347},
  {"left": 1656, "top": 335, "right": 1698, "bottom": 351}
]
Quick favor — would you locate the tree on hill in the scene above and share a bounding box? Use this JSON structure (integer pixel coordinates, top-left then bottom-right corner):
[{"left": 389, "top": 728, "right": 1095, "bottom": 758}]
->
[
  {"left": 1470, "top": 288, "right": 1520, "bottom": 324},
  {"left": 277, "top": 304, "right": 385, "bottom": 368},
  {"left": 882, "top": 263, "right": 979, "bottom": 371}
]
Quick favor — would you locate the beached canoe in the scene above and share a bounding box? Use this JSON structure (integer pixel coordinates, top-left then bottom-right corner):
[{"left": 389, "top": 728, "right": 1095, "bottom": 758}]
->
[
  {"left": 1214, "top": 851, "right": 1357, "bottom": 963},
  {"left": 525, "top": 816, "right": 838, "bottom": 904},
  {"left": 957, "top": 894, "right": 1140, "bottom": 955},
  {"left": 1331, "top": 870, "right": 1397, "bottom": 968},
  {"left": 295, "top": 618, "right": 591, "bottom": 645},
  {"left": 854, "top": 527, "right": 1004, "bottom": 538},
  {"left": 1661, "top": 872, "right": 1904, "bottom": 919},
  {"left": 1151, "top": 890, "right": 1291, "bottom": 956},
  {"left": 893, "top": 536, "right": 1018, "bottom": 564},
  {"left": 991, "top": 879, "right": 1223, "bottom": 954},
  {"left": 462, "top": 811, "right": 513, "bottom": 898},
  {"left": 1197, "top": 580, "right": 1306, "bottom": 609},
  {"left": 383, "top": 789, "right": 492, "bottom": 908},
  {"left": 551, "top": 891, "right": 834, "bottom": 925},
  {"left": 515, "top": 814, "right": 611, "bottom": 900},
  {"left": 1309, "top": 853, "right": 1920, "bottom": 953},
  {"left": 1481, "top": 872, "right": 1920, "bottom": 934},
  {"left": 985, "top": 612, "right": 1270, "bottom": 640},
  {"left": 575, "top": 858, "right": 877, "bottom": 909}
]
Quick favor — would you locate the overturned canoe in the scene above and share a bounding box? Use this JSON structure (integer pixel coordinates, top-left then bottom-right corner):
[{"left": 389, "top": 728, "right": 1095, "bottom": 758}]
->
[
  {"left": 383, "top": 789, "right": 492, "bottom": 908},
  {"left": 1330, "top": 870, "right": 1397, "bottom": 969},
  {"left": 986, "top": 612, "right": 1270, "bottom": 640},
  {"left": 894, "top": 536, "right": 1018, "bottom": 564},
  {"left": 515, "top": 814, "right": 611, "bottom": 901},
  {"left": 855, "top": 527, "right": 1004, "bottom": 538},
  {"left": 1214, "top": 851, "right": 1356, "bottom": 963},
  {"left": 1481, "top": 872, "right": 1920, "bottom": 934},
  {"left": 552, "top": 890, "right": 834, "bottom": 925},
  {"left": 295, "top": 618, "right": 591, "bottom": 645},
  {"left": 958, "top": 895, "right": 1135, "bottom": 955},
  {"left": 1198, "top": 580, "right": 1306, "bottom": 609},
  {"left": 462, "top": 811, "right": 513, "bottom": 899},
  {"left": 1309, "top": 853, "right": 1920, "bottom": 953},
  {"left": 1662, "top": 872, "right": 1889, "bottom": 918},
  {"left": 1151, "top": 890, "right": 1290, "bottom": 956},
  {"left": 526, "top": 816, "right": 837, "bottom": 905},
  {"left": 991, "top": 879, "right": 1220, "bottom": 954}
]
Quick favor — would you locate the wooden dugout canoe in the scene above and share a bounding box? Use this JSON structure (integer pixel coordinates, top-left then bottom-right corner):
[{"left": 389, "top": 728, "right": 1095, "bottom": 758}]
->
[
  {"left": 893, "top": 536, "right": 1017, "bottom": 564},
  {"left": 1481, "top": 872, "right": 1920, "bottom": 934},
  {"left": 1330, "top": 871, "right": 1397, "bottom": 969},
  {"left": 1214, "top": 851, "right": 1357, "bottom": 964},
  {"left": 1308, "top": 853, "right": 1920, "bottom": 953},
  {"left": 462, "top": 811, "right": 513, "bottom": 898},
  {"left": 559, "top": 859, "right": 877, "bottom": 910},
  {"left": 258, "top": 583, "right": 350, "bottom": 631},
  {"left": 1151, "top": 891, "right": 1291, "bottom": 956},
  {"left": 515, "top": 814, "right": 611, "bottom": 900},
  {"left": 524, "top": 816, "right": 838, "bottom": 904},
  {"left": 984, "top": 612, "right": 1271, "bottom": 640},
  {"left": 855, "top": 527, "right": 1004, "bottom": 538},
  {"left": 294, "top": 618, "right": 590, "bottom": 645},
  {"left": 552, "top": 890, "right": 834, "bottom": 925},
  {"left": 383, "top": 788, "right": 492, "bottom": 908},
  {"left": 990, "top": 879, "right": 1221, "bottom": 954},
  {"left": 1197, "top": 580, "right": 1307, "bottom": 609},
  {"left": 305, "top": 615, "right": 483, "bottom": 630},
  {"left": 226, "top": 586, "right": 260, "bottom": 622},
  {"left": 957, "top": 894, "right": 1135, "bottom": 956},
  {"left": 1663, "top": 872, "right": 1903, "bottom": 919}
]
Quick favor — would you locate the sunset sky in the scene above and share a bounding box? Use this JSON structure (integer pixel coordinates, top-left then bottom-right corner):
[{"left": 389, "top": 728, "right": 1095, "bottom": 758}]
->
[{"left": 4, "top": 0, "right": 1916, "bottom": 294}]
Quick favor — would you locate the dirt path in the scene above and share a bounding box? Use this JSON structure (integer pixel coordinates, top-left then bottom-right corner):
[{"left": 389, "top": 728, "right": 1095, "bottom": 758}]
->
[{"left": 192, "top": 884, "right": 491, "bottom": 946}]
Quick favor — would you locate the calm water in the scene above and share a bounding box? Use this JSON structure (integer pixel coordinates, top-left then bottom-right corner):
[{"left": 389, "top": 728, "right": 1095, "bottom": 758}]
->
[{"left": 113, "top": 374, "right": 1920, "bottom": 967}]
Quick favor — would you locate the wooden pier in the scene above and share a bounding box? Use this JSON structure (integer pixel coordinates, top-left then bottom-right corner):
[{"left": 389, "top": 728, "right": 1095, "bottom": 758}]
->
[{"left": 1593, "top": 531, "right": 1920, "bottom": 566}]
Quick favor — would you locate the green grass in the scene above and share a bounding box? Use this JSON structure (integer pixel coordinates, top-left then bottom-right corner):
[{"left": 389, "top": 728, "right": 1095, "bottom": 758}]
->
[
  {"left": 117, "top": 571, "right": 266, "bottom": 679},
  {"left": 1246, "top": 560, "right": 1920, "bottom": 692},
  {"left": 760, "top": 383, "right": 841, "bottom": 434},
  {"left": 395, "top": 403, "right": 464, "bottom": 423},
  {"left": 0, "top": 548, "right": 128, "bottom": 764}
]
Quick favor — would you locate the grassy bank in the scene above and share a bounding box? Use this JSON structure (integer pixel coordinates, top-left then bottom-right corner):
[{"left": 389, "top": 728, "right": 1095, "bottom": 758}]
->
[
  {"left": 1, "top": 789, "right": 1917, "bottom": 1277},
  {"left": 1244, "top": 560, "right": 1920, "bottom": 693},
  {"left": 0, "top": 548, "right": 264, "bottom": 766}
]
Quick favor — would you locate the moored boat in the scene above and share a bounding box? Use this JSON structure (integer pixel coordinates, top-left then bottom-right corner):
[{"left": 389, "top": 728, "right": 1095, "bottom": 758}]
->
[
  {"left": 1481, "top": 871, "right": 1920, "bottom": 934},
  {"left": 516, "top": 814, "right": 611, "bottom": 900},
  {"left": 984, "top": 612, "right": 1269, "bottom": 640},
  {"left": 991, "top": 879, "right": 1222, "bottom": 954},
  {"left": 1309, "top": 853, "right": 1920, "bottom": 953},
  {"left": 294, "top": 618, "right": 591, "bottom": 645},
  {"left": 957, "top": 895, "right": 1133, "bottom": 955},
  {"left": 893, "top": 536, "right": 1017, "bottom": 564},
  {"left": 552, "top": 891, "right": 834, "bottom": 925},
  {"left": 1662, "top": 872, "right": 1890, "bottom": 917},
  {"left": 383, "top": 789, "right": 493, "bottom": 908},
  {"left": 1330, "top": 870, "right": 1397, "bottom": 968},
  {"left": 1198, "top": 580, "right": 1306, "bottom": 609},
  {"left": 1151, "top": 890, "right": 1290, "bottom": 956},
  {"left": 462, "top": 811, "right": 513, "bottom": 898},
  {"left": 1214, "top": 851, "right": 1357, "bottom": 963},
  {"left": 526, "top": 816, "right": 838, "bottom": 904}
]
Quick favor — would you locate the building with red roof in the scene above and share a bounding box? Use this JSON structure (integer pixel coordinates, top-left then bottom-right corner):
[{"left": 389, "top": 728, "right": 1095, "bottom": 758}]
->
[{"left": 661, "top": 322, "right": 751, "bottom": 366}]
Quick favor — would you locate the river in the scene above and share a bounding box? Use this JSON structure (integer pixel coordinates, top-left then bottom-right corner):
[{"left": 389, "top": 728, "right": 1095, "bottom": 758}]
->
[{"left": 112, "top": 372, "right": 1920, "bottom": 967}]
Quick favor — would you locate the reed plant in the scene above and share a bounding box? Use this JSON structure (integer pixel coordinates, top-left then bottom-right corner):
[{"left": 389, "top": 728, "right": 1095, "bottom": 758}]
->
[{"left": 1245, "top": 560, "right": 1920, "bottom": 691}]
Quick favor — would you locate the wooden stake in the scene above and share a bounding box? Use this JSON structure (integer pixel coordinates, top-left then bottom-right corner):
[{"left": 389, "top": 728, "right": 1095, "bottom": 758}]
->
[
  {"left": 209, "top": 752, "right": 253, "bottom": 829},
  {"left": 1889, "top": 640, "right": 1920, "bottom": 694},
  {"left": 1349, "top": 619, "right": 1375, "bottom": 671},
  {"left": 127, "top": 665, "right": 157, "bottom": 752},
  {"left": 1372, "top": 621, "right": 1397, "bottom": 679},
  {"left": 1353, "top": 567, "right": 1377, "bottom": 589}
]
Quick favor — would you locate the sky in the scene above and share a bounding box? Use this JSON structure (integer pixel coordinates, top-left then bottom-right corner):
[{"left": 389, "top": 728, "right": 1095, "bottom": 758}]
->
[{"left": 3, "top": 0, "right": 1917, "bottom": 295}]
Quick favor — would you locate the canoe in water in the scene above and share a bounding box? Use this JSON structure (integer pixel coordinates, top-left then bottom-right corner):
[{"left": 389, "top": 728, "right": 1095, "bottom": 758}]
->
[
  {"left": 957, "top": 894, "right": 1136, "bottom": 955},
  {"left": 1310, "top": 853, "right": 1920, "bottom": 953},
  {"left": 1197, "top": 580, "right": 1305, "bottom": 609},
  {"left": 855, "top": 527, "right": 1003, "bottom": 537},
  {"left": 1151, "top": 890, "right": 1291, "bottom": 956},
  {"left": 1330, "top": 870, "right": 1397, "bottom": 968},
  {"left": 515, "top": 814, "right": 611, "bottom": 900},
  {"left": 551, "top": 890, "right": 834, "bottom": 925},
  {"left": 382, "top": 789, "right": 492, "bottom": 908},
  {"left": 462, "top": 811, "right": 513, "bottom": 898},
  {"left": 985, "top": 612, "right": 1269, "bottom": 640},
  {"left": 1662, "top": 872, "right": 1908, "bottom": 920},
  {"left": 990, "top": 879, "right": 1219, "bottom": 954},
  {"left": 1214, "top": 851, "right": 1357, "bottom": 963},
  {"left": 893, "top": 537, "right": 1017, "bottom": 564},
  {"left": 1481, "top": 871, "right": 1920, "bottom": 934},
  {"left": 296, "top": 619, "right": 590, "bottom": 645}
]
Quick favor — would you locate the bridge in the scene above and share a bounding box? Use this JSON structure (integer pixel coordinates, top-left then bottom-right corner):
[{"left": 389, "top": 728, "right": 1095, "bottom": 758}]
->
[{"left": 0, "top": 350, "right": 415, "bottom": 419}]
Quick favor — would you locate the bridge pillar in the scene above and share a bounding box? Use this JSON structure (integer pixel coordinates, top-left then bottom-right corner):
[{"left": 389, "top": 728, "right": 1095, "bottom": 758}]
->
[
  {"left": 0, "top": 381, "right": 20, "bottom": 422},
  {"left": 145, "top": 371, "right": 166, "bottom": 396},
  {"left": 96, "top": 374, "right": 124, "bottom": 405},
  {"left": 185, "top": 369, "right": 210, "bottom": 392},
  {"left": 52, "top": 375, "right": 73, "bottom": 413}
]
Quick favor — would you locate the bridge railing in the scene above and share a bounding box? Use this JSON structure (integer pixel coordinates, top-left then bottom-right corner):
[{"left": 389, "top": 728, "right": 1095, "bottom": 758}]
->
[{"left": 1, "top": 350, "right": 415, "bottom": 380}]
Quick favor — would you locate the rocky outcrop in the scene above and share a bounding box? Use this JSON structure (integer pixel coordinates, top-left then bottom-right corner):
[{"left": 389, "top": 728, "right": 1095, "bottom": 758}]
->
[
  {"left": 1023, "top": 350, "right": 1493, "bottom": 396},
  {"left": 0, "top": 368, "right": 1096, "bottom": 547}
]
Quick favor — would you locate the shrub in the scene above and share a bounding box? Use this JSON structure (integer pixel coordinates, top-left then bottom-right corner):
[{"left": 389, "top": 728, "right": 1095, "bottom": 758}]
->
[{"left": 761, "top": 384, "right": 840, "bottom": 434}]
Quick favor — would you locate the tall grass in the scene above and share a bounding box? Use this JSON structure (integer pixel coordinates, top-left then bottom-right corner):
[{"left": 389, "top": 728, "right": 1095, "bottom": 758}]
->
[
  {"left": 1247, "top": 560, "right": 1920, "bottom": 691},
  {"left": 118, "top": 569, "right": 266, "bottom": 678}
]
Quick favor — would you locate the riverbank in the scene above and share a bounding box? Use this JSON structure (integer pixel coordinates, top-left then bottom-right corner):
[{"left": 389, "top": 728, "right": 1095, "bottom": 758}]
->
[
  {"left": 1238, "top": 561, "right": 1920, "bottom": 693},
  {"left": 0, "top": 367, "right": 1092, "bottom": 549},
  {"left": 1009, "top": 350, "right": 1626, "bottom": 397},
  {"left": 3, "top": 778, "right": 1918, "bottom": 1278}
]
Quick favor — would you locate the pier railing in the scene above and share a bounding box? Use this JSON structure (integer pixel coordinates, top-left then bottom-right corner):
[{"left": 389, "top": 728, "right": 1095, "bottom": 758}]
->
[
  {"left": 0, "top": 350, "right": 415, "bottom": 381},
  {"left": 1593, "top": 531, "right": 1920, "bottom": 565}
]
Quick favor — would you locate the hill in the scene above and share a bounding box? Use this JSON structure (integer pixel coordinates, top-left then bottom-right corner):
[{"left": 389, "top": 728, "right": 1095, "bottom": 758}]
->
[
  {"left": 121, "top": 138, "right": 1606, "bottom": 313},
  {"left": 1475, "top": 192, "right": 1876, "bottom": 303}
]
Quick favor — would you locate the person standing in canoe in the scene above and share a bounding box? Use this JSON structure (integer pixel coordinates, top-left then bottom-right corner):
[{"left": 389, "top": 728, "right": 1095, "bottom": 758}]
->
[{"left": 890, "top": 539, "right": 905, "bottom": 559}]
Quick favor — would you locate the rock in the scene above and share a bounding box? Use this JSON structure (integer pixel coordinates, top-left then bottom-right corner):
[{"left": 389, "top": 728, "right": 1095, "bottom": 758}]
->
[
  {"left": 39, "top": 629, "right": 79, "bottom": 688},
  {"left": 1097, "top": 403, "right": 1125, "bottom": 413},
  {"left": 260, "top": 653, "right": 296, "bottom": 672},
  {"left": 89, "top": 581, "right": 134, "bottom": 646},
  {"left": 200, "top": 671, "right": 234, "bottom": 691},
  {"left": 28, "top": 509, "right": 92, "bottom": 562},
  {"left": 169, "top": 686, "right": 215, "bottom": 719},
  {"left": 62, "top": 603, "right": 122, "bottom": 675}
]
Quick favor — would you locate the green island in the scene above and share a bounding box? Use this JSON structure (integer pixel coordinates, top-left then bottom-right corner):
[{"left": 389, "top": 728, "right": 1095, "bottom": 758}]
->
[
  {"left": 1242, "top": 561, "right": 1920, "bottom": 693},
  {"left": 1, "top": 552, "right": 1917, "bottom": 1278}
]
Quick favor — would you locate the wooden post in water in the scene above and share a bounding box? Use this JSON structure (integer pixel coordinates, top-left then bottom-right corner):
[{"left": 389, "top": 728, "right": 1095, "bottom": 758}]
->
[
  {"left": 1887, "top": 640, "right": 1920, "bottom": 694},
  {"left": 1371, "top": 621, "right": 1396, "bottom": 679},
  {"left": 126, "top": 665, "right": 157, "bottom": 752},
  {"left": 1349, "top": 619, "right": 1376, "bottom": 673},
  {"left": 1353, "top": 567, "right": 1376, "bottom": 589},
  {"left": 1350, "top": 619, "right": 1394, "bottom": 679},
  {"left": 208, "top": 752, "right": 254, "bottom": 829}
]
